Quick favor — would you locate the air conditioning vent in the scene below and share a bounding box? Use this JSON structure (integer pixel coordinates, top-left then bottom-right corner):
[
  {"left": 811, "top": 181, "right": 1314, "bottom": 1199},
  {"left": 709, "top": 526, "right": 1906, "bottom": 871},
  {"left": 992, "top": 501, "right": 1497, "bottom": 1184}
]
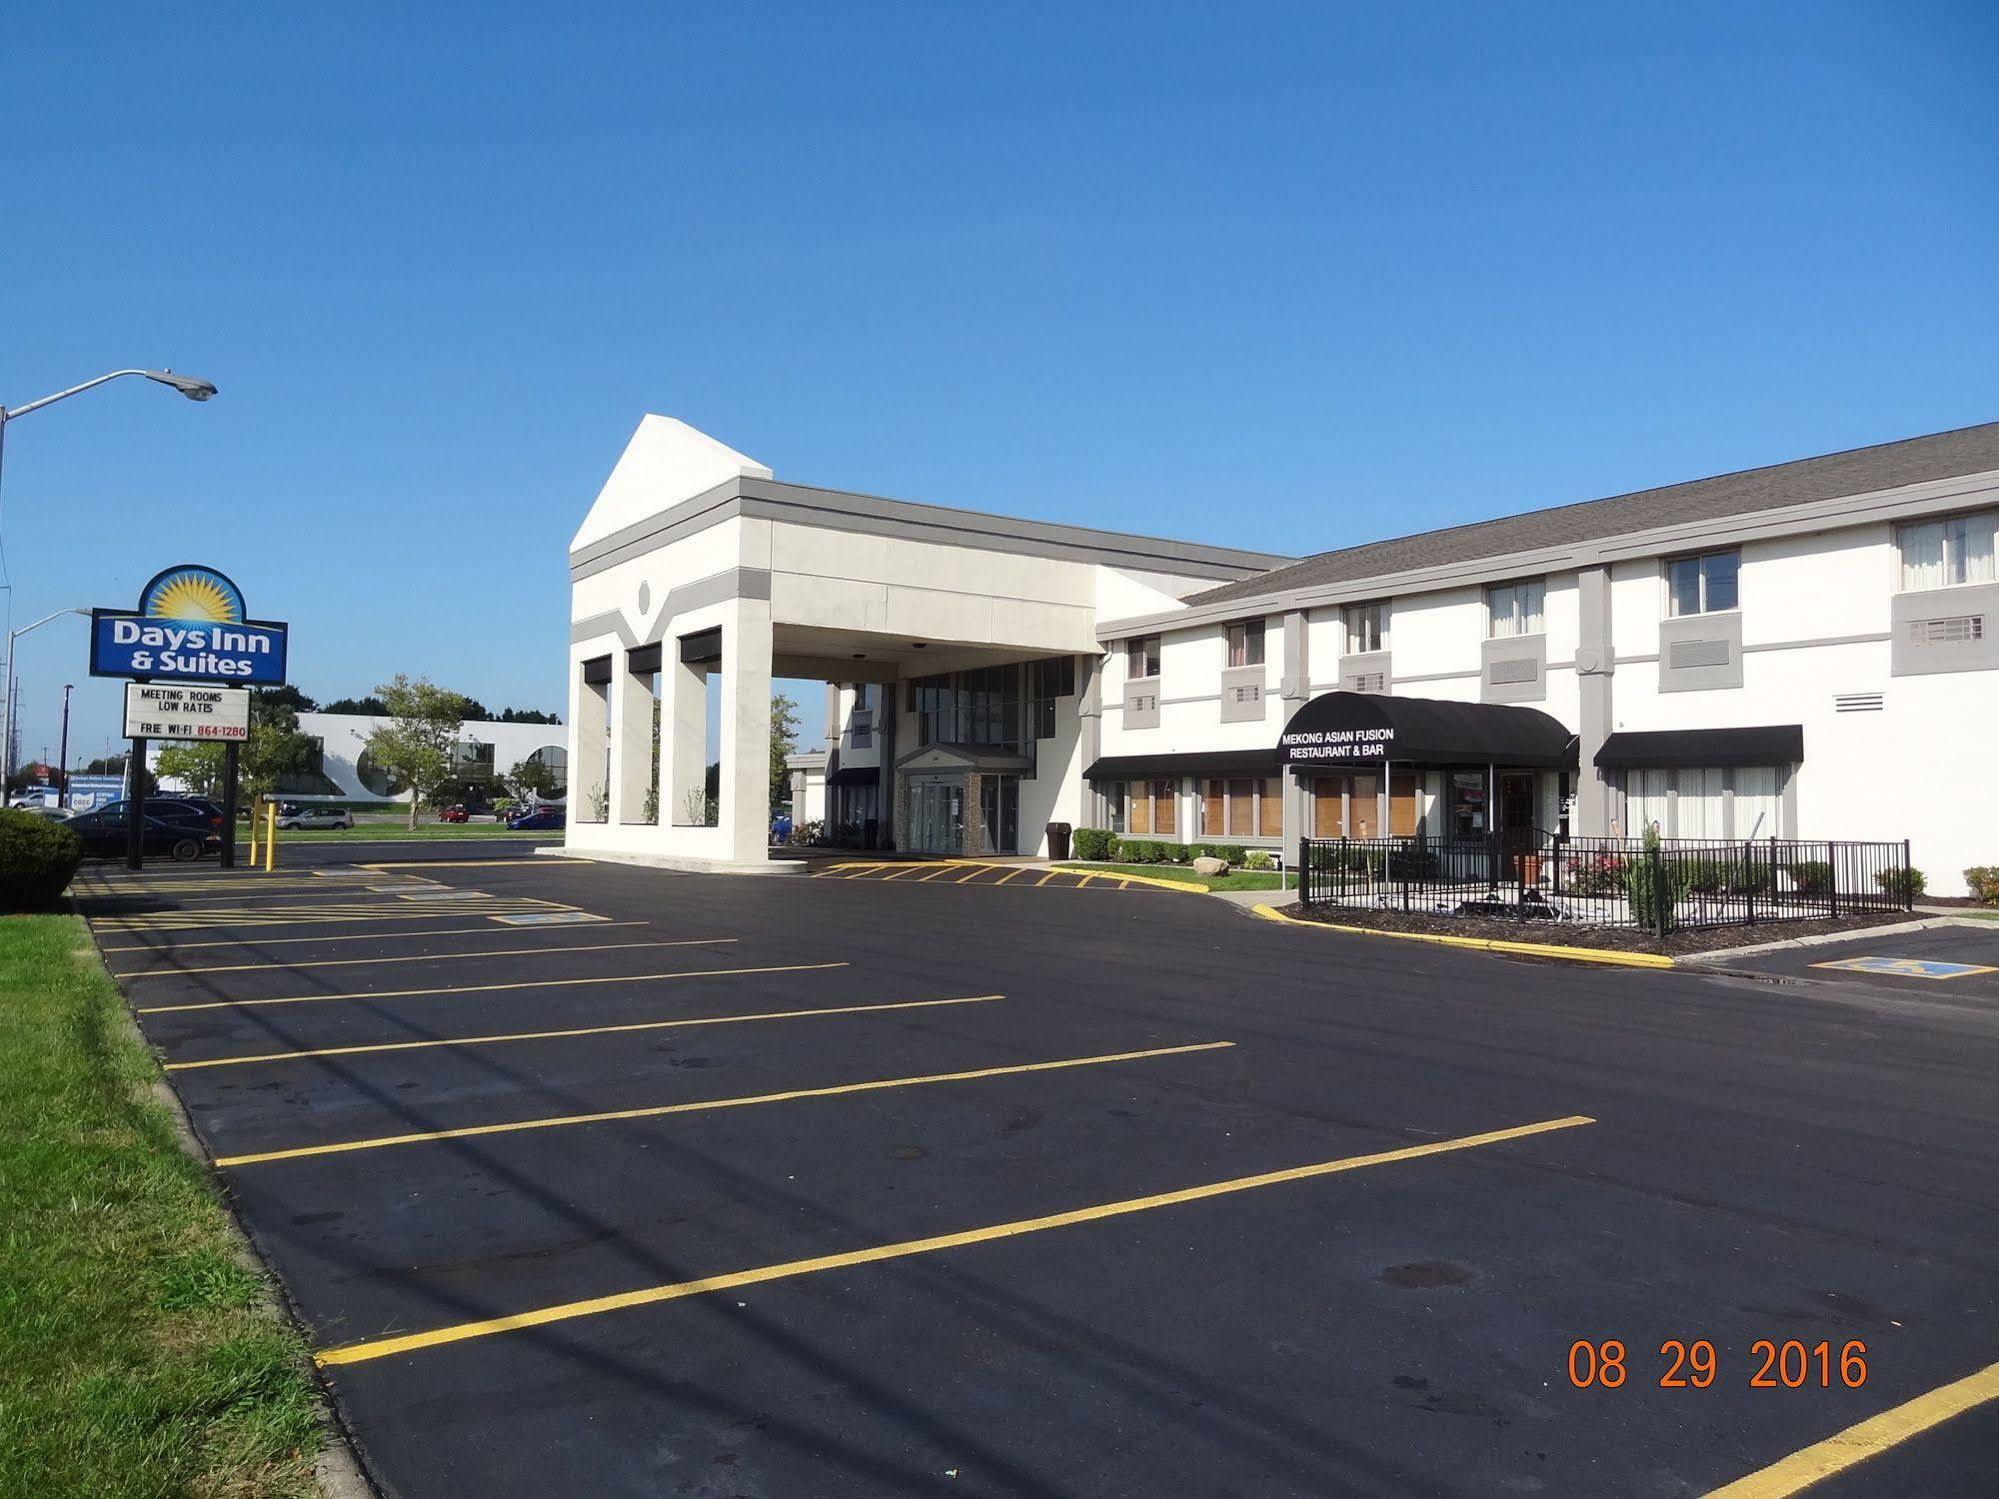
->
[
  {"left": 1668, "top": 638, "right": 1731, "bottom": 669},
  {"left": 1907, "top": 614, "right": 1984, "bottom": 645},
  {"left": 1344, "top": 672, "right": 1386, "bottom": 694},
  {"left": 1489, "top": 657, "right": 1538, "bottom": 685},
  {"left": 1834, "top": 692, "right": 1884, "bottom": 713}
]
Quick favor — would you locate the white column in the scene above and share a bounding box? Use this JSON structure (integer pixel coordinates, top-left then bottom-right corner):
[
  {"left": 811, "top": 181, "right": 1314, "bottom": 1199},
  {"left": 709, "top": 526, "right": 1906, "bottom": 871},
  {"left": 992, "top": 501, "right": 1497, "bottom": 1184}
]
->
[
  {"left": 614, "top": 654, "right": 654, "bottom": 824},
  {"left": 718, "top": 596, "right": 775, "bottom": 862}
]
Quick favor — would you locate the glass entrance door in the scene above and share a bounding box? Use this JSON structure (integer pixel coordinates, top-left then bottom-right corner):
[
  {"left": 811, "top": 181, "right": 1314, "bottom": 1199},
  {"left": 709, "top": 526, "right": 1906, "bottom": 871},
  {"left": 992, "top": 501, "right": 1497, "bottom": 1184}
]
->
[{"left": 910, "top": 778, "right": 965, "bottom": 854}]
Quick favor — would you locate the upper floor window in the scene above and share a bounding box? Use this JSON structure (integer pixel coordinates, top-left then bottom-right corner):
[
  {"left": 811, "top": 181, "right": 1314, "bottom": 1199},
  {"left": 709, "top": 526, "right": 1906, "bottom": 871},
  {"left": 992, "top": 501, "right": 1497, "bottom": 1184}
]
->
[
  {"left": 1225, "top": 620, "right": 1265, "bottom": 668},
  {"left": 1665, "top": 549, "right": 1739, "bottom": 616},
  {"left": 1898, "top": 511, "right": 1996, "bottom": 591},
  {"left": 1486, "top": 578, "right": 1545, "bottom": 638},
  {"left": 1126, "top": 635, "right": 1161, "bottom": 679},
  {"left": 1343, "top": 601, "right": 1389, "bottom": 654}
]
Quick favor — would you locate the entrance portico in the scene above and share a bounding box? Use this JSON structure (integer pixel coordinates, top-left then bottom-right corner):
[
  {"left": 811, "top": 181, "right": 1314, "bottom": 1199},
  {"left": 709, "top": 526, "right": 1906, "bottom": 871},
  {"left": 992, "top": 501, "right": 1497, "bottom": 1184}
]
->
[{"left": 563, "top": 416, "right": 1289, "bottom": 868}]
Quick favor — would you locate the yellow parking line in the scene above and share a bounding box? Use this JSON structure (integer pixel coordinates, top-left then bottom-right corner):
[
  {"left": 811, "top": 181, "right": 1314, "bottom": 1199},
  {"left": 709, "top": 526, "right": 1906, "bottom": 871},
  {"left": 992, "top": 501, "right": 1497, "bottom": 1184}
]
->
[
  {"left": 88, "top": 887, "right": 475, "bottom": 912},
  {"left": 315, "top": 1113, "right": 1594, "bottom": 1367},
  {"left": 1036, "top": 869, "right": 1059, "bottom": 887},
  {"left": 117, "top": 937, "right": 730, "bottom": 979},
  {"left": 137, "top": 960, "right": 850, "bottom": 1015},
  {"left": 950, "top": 865, "right": 988, "bottom": 884},
  {"left": 995, "top": 867, "right": 1025, "bottom": 886},
  {"left": 1703, "top": 1357, "right": 1999, "bottom": 1497},
  {"left": 356, "top": 859, "right": 555, "bottom": 869},
  {"left": 98, "top": 920, "right": 647, "bottom": 956},
  {"left": 165, "top": 993, "right": 1005, "bottom": 1071},
  {"left": 917, "top": 865, "right": 958, "bottom": 883},
  {"left": 215, "top": 1041, "right": 1233, "bottom": 1167}
]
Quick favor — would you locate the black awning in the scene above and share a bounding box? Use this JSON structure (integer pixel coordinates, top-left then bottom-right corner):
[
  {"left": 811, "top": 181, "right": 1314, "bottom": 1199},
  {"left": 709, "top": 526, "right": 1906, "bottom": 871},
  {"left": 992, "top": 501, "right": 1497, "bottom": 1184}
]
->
[
  {"left": 1085, "top": 748, "right": 1282, "bottom": 781},
  {"left": 827, "top": 765, "right": 881, "bottom": 787},
  {"left": 1594, "top": 725, "right": 1803, "bottom": 769},
  {"left": 1278, "top": 691, "right": 1577, "bottom": 769}
]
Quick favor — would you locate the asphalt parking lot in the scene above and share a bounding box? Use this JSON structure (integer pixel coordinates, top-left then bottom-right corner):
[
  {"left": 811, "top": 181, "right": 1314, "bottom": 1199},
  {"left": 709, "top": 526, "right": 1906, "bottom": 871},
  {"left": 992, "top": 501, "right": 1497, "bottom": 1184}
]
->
[{"left": 78, "top": 845, "right": 1999, "bottom": 1498}]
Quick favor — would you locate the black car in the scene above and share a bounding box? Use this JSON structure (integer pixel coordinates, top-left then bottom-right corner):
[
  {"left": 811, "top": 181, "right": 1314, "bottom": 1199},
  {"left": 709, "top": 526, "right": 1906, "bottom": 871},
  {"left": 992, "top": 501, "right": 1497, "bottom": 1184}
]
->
[
  {"left": 64, "top": 809, "right": 220, "bottom": 862},
  {"left": 100, "top": 797, "right": 228, "bottom": 835}
]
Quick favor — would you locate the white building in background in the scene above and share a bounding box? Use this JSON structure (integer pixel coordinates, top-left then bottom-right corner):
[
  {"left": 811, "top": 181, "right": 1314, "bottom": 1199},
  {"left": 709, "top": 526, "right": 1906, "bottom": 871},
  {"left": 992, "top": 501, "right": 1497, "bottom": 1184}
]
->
[
  {"left": 149, "top": 711, "right": 570, "bottom": 805},
  {"left": 566, "top": 415, "right": 1998, "bottom": 893}
]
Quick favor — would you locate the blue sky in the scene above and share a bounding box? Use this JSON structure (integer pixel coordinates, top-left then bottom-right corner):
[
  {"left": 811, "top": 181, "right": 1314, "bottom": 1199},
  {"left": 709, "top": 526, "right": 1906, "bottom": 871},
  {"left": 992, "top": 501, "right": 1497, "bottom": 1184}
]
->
[{"left": 2, "top": 1, "right": 1994, "bottom": 766}]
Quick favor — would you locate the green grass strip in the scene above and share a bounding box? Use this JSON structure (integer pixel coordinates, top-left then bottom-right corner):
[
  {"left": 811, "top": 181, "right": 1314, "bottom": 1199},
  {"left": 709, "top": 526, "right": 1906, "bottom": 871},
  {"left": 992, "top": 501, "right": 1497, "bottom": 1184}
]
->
[{"left": 0, "top": 913, "right": 321, "bottom": 1498}]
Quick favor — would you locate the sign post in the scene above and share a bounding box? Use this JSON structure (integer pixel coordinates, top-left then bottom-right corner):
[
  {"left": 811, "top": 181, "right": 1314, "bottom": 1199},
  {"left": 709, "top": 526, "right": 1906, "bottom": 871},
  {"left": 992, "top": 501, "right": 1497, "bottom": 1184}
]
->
[{"left": 88, "top": 565, "right": 289, "bottom": 872}]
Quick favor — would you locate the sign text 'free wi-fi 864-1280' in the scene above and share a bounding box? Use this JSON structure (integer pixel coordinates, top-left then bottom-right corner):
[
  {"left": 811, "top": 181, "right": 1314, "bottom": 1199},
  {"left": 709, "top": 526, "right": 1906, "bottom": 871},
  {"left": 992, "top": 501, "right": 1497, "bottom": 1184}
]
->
[{"left": 122, "top": 683, "right": 251, "bottom": 742}]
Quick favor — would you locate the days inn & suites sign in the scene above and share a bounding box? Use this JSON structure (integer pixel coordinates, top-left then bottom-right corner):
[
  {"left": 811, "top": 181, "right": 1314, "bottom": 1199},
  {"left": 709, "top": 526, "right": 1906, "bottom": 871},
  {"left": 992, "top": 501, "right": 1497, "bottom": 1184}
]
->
[{"left": 90, "top": 564, "right": 289, "bottom": 686}]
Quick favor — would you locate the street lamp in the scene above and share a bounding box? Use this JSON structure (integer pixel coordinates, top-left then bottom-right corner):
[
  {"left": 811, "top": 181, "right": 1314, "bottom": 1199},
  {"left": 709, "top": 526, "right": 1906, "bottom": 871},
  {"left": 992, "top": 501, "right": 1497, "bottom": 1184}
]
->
[
  {"left": 0, "top": 609, "right": 89, "bottom": 799},
  {"left": 0, "top": 367, "right": 218, "bottom": 803}
]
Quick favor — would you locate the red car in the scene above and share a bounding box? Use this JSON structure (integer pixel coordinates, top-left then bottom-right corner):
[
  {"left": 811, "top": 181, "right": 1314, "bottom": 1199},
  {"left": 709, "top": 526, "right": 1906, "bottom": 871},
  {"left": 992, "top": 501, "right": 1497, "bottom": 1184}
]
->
[{"left": 437, "top": 805, "right": 469, "bottom": 823}]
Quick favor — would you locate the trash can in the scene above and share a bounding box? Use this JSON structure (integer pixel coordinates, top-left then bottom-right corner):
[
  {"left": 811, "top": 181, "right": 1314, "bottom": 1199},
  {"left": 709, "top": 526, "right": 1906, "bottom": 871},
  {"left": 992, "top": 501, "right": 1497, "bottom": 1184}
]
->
[{"left": 1045, "top": 822, "right": 1071, "bottom": 861}]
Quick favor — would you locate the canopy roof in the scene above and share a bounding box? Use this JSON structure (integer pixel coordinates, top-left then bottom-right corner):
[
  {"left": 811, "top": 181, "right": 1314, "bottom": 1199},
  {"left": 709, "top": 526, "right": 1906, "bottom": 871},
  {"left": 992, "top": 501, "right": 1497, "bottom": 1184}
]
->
[
  {"left": 1279, "top": 691, "right": 1577, "bottom": 769},
  {"left": 1594, "top": 725, "right": 1804, "bottom": 769}
]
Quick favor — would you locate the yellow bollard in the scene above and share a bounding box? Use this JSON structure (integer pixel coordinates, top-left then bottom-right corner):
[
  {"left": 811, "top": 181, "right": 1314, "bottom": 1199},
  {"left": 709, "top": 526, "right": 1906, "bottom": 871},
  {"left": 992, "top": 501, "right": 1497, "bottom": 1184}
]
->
[
  {"left": 246, "top": 803, "right": 259, "bottom": 866},
  {"left": 264, "top": 799, "right": 277, "bottom": 872}
]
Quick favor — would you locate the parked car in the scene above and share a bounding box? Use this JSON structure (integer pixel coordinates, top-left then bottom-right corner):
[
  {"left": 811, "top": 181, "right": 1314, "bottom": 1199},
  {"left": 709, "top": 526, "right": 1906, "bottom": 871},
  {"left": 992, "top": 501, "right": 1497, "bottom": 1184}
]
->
[
  {"left": 507, "top": 806, "right": 565, "bottom": 831},
  {"left": 24, "top": 804, "right": 75, "bottom": 821},
  {"left": 277, "top": 806, "right": 355, "bottom": 830},
  {"left": 436, "top": 805, "right": 470, "bottom": 823},
  {"left": 64, "top": 809, "right": 220, "bottom": 862},
  {"left": 101, "top": 797, "right": 227, "bottom": 835}
]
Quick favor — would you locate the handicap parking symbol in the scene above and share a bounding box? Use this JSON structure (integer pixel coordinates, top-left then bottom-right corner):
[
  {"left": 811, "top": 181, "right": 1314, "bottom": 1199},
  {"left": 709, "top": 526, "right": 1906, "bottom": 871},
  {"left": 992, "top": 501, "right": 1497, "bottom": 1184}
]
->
[{"left": 1812, "top": 956, "right": 1999, "bottom": 980}]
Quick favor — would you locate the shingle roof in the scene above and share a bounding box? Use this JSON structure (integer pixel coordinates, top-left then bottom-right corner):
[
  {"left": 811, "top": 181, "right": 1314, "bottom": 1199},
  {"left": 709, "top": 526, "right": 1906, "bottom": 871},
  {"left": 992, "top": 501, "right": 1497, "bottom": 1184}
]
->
[{"left": 1186, "top": 420, "right": 1999, "bottom": 608}]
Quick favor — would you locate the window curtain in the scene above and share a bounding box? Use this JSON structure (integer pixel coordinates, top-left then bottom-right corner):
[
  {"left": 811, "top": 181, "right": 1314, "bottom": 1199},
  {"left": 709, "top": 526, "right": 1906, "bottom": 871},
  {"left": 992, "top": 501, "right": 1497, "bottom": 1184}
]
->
[{"left": 1733, "top": 767, "right": 1779, "bottom": 840}]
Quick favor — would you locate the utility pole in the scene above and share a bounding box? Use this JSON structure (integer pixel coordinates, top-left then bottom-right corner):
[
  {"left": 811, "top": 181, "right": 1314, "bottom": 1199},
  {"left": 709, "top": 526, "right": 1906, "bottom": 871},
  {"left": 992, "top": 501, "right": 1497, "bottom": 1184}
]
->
[{"left": 57, "top": 683, "right": 73, "bottom": 808}]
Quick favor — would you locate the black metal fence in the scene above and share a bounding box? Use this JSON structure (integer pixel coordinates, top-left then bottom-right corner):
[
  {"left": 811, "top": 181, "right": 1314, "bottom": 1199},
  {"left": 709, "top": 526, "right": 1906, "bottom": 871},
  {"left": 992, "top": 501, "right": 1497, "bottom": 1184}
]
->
[{"left": 1297, "top": 830, "right": 1914, "bottom": 933}]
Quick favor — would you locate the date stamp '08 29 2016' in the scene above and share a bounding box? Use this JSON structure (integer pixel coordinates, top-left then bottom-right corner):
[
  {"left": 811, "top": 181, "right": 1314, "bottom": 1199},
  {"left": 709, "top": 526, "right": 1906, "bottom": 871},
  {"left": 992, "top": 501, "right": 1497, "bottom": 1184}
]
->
[{"left": 1567, "top": 1339, "right": 1870, "bottom": 1390}]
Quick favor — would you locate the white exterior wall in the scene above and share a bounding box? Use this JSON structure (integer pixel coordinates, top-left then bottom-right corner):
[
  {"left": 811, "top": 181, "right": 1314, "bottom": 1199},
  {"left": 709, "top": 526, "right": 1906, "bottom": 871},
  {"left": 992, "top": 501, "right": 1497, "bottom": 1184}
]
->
[{"left": 280, "top": 713, "right": 568, "bottom": 803}]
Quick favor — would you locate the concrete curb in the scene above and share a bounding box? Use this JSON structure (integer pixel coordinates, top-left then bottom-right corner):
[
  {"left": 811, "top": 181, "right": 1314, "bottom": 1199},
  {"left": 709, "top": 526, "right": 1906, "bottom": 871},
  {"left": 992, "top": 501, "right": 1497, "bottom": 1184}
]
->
[
  {"left": 537, "top": 845, "right": 806, "bottom": 876},
  {"left": 1249, "top": 900, "right": 1676, "bottom": 969},
  {"left": 69, "top": 901, "right": 380, "bottom": 1499},
  {"left": 1042, "top": 864, "right": 1206, "bottom": 894},
  {"left": 1682, "top": 915, "right": 1996, "bottom": 965}
]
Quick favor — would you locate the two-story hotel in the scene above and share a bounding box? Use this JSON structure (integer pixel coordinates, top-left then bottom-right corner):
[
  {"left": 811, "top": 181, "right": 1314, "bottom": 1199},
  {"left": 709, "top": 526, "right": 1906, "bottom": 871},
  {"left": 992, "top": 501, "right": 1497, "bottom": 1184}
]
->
[{"left": 566, "top": 417, "right": 1997, "bottom": 894}]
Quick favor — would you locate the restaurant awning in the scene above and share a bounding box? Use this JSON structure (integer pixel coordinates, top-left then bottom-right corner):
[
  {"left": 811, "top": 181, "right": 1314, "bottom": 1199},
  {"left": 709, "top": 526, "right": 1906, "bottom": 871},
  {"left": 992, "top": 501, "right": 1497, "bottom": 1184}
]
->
[
  {"left": 826, "top": 764, "right": 882, "bottom": 787},
  {"left": 1085, "top": 748, "right": 1283, "bottom": 781},
  {"left": 1594, "top": 725, "right": 1803, "bottom": 769},
  {"left": 1278, "top": 691, "right": 1577, "bottom": 769}
]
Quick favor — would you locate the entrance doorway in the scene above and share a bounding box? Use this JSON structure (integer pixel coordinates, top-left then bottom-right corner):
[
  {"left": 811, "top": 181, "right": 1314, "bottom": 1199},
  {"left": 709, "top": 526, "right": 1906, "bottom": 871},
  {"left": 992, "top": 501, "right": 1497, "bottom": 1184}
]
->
[{"left": 909, "top": 777, "right": 965, "bottom": 855}]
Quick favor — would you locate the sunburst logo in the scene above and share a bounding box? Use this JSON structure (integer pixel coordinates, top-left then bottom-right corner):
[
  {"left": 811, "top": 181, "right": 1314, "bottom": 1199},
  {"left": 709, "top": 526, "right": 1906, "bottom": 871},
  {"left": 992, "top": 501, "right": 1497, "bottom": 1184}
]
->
[{"left": 139, "top": 566, "right": 246, "bottom": 624}]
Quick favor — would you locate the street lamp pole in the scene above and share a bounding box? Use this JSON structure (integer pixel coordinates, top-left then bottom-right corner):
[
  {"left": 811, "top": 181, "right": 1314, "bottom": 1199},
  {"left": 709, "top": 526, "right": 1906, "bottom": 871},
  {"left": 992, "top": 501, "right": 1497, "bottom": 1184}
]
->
[
  {"left": 57, "top": 683, "right": 74, "bottom": 809},
  {"left": 0, "top": 367, "right": 216, "bottom": 816},
  {"left": 0, "top": 609, "right": 89, "bottom": 798}
]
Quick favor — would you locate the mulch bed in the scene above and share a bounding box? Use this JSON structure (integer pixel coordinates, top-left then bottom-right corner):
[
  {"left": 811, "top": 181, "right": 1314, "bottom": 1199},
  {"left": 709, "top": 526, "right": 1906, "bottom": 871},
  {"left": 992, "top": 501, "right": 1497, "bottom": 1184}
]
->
[{"left": 1288, "top": 904, "right": 1927, "bottom": 956}]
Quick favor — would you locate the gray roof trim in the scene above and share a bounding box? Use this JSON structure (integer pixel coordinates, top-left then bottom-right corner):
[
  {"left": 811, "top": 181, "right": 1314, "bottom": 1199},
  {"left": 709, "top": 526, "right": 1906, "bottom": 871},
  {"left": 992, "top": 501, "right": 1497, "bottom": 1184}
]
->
[
  {"left": 1096, "top": 461, "right": 1999, "bottom": 641},
  {"left": 1182, "top": 420, "right": 1999, "bottom": 610},
  {"left": 571, "top": 474, "right": 1294, "bottom": 583}
]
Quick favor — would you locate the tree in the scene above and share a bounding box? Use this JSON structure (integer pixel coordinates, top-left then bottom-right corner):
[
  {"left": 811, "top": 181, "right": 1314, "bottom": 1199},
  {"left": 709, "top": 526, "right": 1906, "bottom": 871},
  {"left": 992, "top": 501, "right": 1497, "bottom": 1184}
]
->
[
  {"left": 259, "top": 684, "right": 319, "bottom": 713},
  {"left": 769, "top": 693, "right": 800, "bottom": 814},
  {"left": 505, "top": 756, "right": 559, "bottom": 806},
  {"left": 498, "top": 707, "right": 561, "bottom": 725},
  {"left": 360, "top": 676, "right": 469, "bottom": 828},
  {"left": 321, "top": 695, "right": 389, "bottom": 716}
]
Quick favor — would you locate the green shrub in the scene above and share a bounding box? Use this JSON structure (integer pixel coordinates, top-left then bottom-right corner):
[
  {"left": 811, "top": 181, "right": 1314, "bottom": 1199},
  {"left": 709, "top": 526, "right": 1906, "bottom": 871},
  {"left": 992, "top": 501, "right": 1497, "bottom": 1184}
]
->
[
  {"left": 0, "top": 809, "right": 84, "bottom": 911},
  {"left": 1071, "top": 827, "right": 1115, "bottom": 861},
  {"left": 1875, "top": 866, "right": 1926, "bottom": 901},
  {"left": 1627, "top": 825, "right": 1686, "bottom": 931},
  {"left": 1785, "top": 860, "right": 1833, "bottom": 896},
  {"left": 1963, "top": 867, "right": 1999, "bottom": 905},
  {"left": 1243, "top": 850, "right": 1273, "bottom": 871}
]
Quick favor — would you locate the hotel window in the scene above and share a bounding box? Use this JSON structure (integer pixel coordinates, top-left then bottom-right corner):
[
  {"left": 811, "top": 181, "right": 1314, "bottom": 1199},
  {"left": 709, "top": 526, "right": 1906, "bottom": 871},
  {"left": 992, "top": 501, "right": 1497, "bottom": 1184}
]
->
[
  {"left": 1225, "top": 620, "right": 1265, "bottom": 668},
  {"left": 1122, "top": 779, "right": 1176, "bottom": 837},
  {"left": 1898, "top": 511, "right": 1996, "bottom": 591},
  {"left": 1199, "top": 776, "right": 1284, "bottom": 839},
  {"left": 1343, "top": 601, "right": 1388, "bottom": 654},
  {"left": 1665, "top": 550, "right": 1740, "bottom": 616},
  {"left": 1127, "top": 635, "right": 1161, "bottom": 680},
  {"left": 1486, "top": 578, "right": 1545, "bottom": 638},
  {"left": 848, "top": 684, "right": 875, "bottom": 748},
  {"left": 1626, "top": 766, "right": 1782, "bottom": 839}
]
